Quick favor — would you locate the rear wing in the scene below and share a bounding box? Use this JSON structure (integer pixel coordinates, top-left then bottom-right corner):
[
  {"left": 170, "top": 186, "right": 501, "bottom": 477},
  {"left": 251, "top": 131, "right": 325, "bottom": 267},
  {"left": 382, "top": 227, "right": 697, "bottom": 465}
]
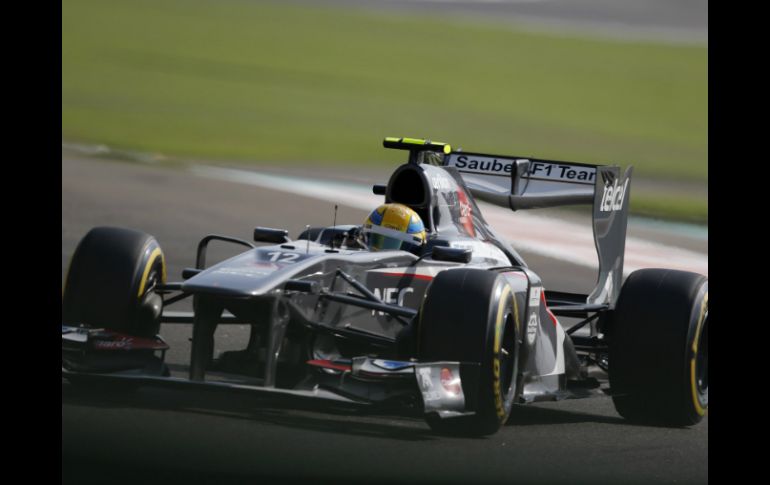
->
[
  {"left": 383, "top": 137, "right": 633, "bottom": 307},
  {"left": 445, "top": 152, "right": 597, "bottom": 210}
]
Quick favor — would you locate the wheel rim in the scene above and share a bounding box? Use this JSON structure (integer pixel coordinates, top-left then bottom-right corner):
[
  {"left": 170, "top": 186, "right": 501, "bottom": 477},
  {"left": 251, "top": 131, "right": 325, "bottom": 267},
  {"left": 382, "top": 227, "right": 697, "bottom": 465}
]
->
[
  {"left": 695, "top": 311, "right": 708, "bottom": 396},
  {"left": 144, "top": 270, "right": 157, "bottom": 297},
  {"left": 140, "top": 258, "right": 166, "bottom": 306},
  {"left": 134, "top": 262, "right": 164, "bottom": 336},
  {"left": 499, "top": 312, "right": 516, "bottom": 397},
  {"left": 143, "top": 262, "right": 162, "bottom": 298}
]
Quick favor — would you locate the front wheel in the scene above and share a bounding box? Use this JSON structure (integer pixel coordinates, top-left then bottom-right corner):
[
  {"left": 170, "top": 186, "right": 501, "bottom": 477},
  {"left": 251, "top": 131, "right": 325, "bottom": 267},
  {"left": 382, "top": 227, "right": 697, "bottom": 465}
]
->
[
  {"left": 609, "top": 269, "right": 708, "bottom": 426},
  {"left": 62, "top": 226, "right": 166, "bottom": 338},
  {"left": 418, "top": 269, "right": 521, "bottom": 436}
]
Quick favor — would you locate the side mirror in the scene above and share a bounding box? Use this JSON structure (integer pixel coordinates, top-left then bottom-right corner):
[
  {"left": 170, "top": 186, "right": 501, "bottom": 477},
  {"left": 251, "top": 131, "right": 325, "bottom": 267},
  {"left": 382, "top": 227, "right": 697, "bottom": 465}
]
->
[{"left": 254, "top": 227, "right": 291, "bottom": 244}]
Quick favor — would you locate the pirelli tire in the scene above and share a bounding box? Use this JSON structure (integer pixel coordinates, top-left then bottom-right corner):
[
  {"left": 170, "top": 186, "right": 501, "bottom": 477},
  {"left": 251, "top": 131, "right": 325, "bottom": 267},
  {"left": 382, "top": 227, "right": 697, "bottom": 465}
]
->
[
  {"left": 63, "top": 226, "right": 166, "bottom": 338},
  {"left": 418, "top": 268, "right": 520, "bottom": 436},
  {"left": 609, "top": 269, "right": 708, "bottom": 426}
]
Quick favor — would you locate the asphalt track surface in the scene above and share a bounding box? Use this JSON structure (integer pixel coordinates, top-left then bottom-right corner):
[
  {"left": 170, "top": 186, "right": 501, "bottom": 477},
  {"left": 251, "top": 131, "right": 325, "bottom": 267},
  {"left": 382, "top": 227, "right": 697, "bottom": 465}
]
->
[{"left": 61, "top": 151, "right": 707, "bottom": 484}]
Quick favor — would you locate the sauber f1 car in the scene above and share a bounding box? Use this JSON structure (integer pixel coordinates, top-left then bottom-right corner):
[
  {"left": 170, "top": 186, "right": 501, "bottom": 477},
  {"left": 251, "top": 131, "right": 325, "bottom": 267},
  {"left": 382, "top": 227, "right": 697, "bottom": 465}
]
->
[{"left": 62, "top": 137, "right": 708, "bottom": 436}]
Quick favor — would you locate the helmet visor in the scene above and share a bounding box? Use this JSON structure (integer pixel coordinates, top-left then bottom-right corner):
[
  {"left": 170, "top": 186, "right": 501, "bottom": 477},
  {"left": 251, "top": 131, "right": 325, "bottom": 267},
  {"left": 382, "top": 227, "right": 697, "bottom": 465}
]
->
[
  {"left": 369, "top": 233, "right": 404, "bottom": 250},
  {"left": 364, "top": 225, "right": 424, "bottom": 252}
]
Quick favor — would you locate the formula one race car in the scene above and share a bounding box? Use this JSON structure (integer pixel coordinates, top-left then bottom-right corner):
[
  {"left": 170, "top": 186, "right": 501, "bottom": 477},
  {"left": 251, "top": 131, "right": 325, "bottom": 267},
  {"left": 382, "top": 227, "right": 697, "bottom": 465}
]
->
[{"left": 61, "top": 137, "right": 708, "bottom": 436}]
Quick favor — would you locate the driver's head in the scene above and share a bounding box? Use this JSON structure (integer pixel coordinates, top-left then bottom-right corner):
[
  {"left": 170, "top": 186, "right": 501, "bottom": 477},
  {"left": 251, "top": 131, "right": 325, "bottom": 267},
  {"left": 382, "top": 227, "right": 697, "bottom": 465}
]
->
[{"left": 362, "top": 203, "right": 426, "bottom": 252}]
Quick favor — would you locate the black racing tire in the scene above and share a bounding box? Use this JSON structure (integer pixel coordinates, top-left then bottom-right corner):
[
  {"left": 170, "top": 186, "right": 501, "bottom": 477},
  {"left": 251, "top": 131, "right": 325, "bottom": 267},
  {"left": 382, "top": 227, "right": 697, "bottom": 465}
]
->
[
  {"left": 418, "top": 269, "right": 520, "bottom": 436},
  {"left": 609, "top": 269, "right": 708, "bottom": 426},
  {"left": 62, "top": 227, "right": 166, "bottom": 338}
]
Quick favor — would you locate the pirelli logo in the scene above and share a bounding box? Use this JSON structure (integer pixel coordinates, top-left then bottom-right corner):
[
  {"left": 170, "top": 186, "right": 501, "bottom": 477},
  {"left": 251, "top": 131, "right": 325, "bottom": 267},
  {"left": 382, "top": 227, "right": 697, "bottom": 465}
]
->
[{"left": 446, "top": 154, "right": 596, "bottom": 185}]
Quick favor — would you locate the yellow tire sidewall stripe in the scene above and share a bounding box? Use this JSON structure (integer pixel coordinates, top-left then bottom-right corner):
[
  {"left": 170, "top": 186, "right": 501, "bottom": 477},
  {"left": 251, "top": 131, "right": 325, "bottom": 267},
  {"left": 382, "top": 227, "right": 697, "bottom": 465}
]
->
[
  {"left": 137, "top": 247, "right": 165, "bottom": 298},
  {"left": 689, "top": 291, "right": 708, "bottom": 416},
  {"left": 493, "top": 284, "right": 517, "bottom": 420}
]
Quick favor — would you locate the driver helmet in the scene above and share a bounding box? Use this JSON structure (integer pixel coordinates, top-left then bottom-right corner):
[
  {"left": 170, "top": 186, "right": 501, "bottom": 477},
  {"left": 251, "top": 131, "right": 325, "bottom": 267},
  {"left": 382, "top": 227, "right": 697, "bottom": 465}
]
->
[{"left": 362, "top": 203, "right": 426, "bottom": 252}]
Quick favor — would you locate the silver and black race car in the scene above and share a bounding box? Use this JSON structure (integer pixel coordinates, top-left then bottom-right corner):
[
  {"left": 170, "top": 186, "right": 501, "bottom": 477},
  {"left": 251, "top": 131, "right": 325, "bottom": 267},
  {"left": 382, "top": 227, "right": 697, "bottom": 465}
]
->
[{"left": 61, "top": 137, "right": 708, "bottom": 436}]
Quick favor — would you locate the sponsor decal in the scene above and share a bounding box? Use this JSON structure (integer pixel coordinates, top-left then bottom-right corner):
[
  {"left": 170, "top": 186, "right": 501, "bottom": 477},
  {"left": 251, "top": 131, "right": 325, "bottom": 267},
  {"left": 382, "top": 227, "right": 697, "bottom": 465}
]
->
[
  {"left": 440, "top": 367, "right": 462, "bottom": 397},
  {"left": 447, "top": 154, "right": 596, "bottom": 185},
  {"left": 213, "top": 267, "right": 272, "bottom": 278},
  {"left": 527, "top": 311, "right": 539, "bottom": 345},
  {"left": 456, "top": 189, "right": 476, "bottom": 237},
  {"left": 417, "top": 364, "right": 467, "bottom": 411},
  {"left": 440, "top": 189, "right": 476, "bottom": 237},
  {"left": 599, "top": 177, "right": 630, "bottom": 212},
  {"left": 90, "top": 335, "right": 168, "bottom": 351},
  {"left": 416, "top": 364, "right": 465, "bottom": 407},
  {"left": 430, "top": 172, "right": 455, "bottom": 191},
  {"left": 371, "top": 287, "right": 414, "bottom": 315},
  {"left": 529, "top": 287, "right": 542, "bottom": 307},
  {"left": 449, "top": 154, "right": 516, "bottom": 176},
  {"left": 417, "top": 367, "right": 433, "bottom": 391},
  {"left": 527, "top": 162, "right": 595, "bottom": 185},
  {"left": 92, "top": 337, "right": 133, "bottom": 350}
]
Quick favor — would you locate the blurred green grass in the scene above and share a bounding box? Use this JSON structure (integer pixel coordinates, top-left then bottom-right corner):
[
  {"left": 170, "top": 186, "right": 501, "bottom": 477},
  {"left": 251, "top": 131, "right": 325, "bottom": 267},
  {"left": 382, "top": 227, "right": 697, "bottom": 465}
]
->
[
  {"left": 628, "top": 195, "right": 708, "bottom": 225},
  {"left": 62, "top": 0, "right": 707, "bottom": 223}
]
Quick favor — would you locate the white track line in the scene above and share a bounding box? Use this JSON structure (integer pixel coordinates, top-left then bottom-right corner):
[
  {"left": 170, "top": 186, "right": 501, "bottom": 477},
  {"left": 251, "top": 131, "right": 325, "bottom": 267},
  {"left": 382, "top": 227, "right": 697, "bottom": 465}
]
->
[{"left": 191, "top": 165, "right": 707, "bottom": 276}]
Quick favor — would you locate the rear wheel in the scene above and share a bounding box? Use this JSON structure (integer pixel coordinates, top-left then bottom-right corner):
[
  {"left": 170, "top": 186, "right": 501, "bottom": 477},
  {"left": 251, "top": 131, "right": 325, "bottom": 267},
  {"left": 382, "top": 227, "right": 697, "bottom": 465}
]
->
[
  {"left": 418, "top": 269, "right": 520, "bottom": 436},
  {"left": 63, "top": 226, "right": 166, "bottom": 338},
  {"left": 609, "top": 269, "right": 708, "bottom": 425}
]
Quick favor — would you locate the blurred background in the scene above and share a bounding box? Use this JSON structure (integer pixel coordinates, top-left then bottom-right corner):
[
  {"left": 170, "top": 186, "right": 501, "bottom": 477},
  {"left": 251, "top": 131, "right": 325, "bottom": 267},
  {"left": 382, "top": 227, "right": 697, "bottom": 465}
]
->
[{"left": 62, "top": 0, "right": 707, "bottom": 224}]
